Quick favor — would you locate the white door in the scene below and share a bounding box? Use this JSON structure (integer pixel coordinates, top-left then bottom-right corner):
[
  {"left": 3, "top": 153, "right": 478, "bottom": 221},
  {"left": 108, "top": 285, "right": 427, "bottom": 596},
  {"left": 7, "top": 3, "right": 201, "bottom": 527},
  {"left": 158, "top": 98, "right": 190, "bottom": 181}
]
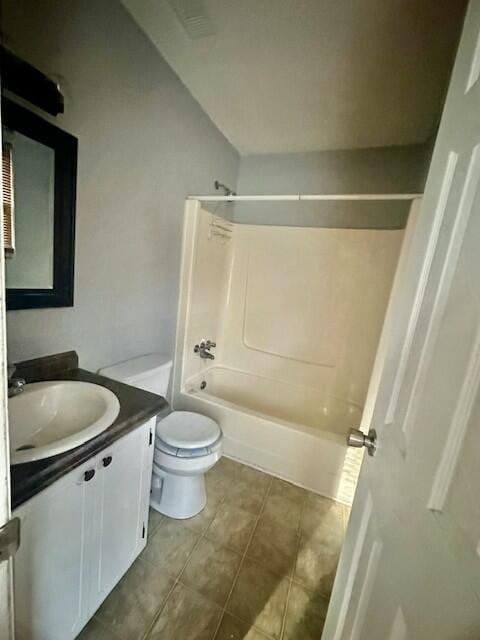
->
[
  {"left": 323, "top": 3, "right": 480, "bottom": 639},
  {"left": 14, "top": 459, "right": 96, "bottom": 640},
  {"left": 0, "top": 84, "right": 15, "bottom": 639},
  {"left": 90, "top": 420, "right": 154, "bottom": 609}
]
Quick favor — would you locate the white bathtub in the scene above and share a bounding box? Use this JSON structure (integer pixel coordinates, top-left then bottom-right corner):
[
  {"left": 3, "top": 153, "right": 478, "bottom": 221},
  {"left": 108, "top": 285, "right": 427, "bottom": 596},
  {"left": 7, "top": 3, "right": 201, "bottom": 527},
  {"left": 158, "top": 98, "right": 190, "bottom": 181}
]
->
[{"left": 175, "top": 365, "right": 364, "bottom": 505}]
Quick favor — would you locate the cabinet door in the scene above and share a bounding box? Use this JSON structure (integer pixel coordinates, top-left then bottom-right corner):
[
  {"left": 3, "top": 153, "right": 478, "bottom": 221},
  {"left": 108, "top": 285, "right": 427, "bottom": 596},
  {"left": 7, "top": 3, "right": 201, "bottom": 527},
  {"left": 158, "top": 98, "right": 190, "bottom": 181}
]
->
[
  {"left": 14, "top": 459, "right": 97, "bottom": 640},
  {"left": 90, "top": 419, "right": 154, "bottom": 612}
]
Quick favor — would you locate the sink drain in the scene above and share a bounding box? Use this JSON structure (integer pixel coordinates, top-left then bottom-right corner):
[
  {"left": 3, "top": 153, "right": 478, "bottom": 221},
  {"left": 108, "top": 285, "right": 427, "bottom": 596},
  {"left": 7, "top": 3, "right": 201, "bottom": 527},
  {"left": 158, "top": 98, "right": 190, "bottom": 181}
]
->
[
  {"left": 16, "top": 444, "right": 35, "bottom": 451},
  {"left": 200, "top": 380, "right": 207, "bottom": 390}
]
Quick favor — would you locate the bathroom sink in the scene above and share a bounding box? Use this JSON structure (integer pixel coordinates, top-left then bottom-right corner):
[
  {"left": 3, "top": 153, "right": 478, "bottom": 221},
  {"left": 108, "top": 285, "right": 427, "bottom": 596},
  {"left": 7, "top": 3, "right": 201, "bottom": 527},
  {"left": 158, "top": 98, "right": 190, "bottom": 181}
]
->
[{"left": 8, "top": 380, "right": 120, "bottom": 465}]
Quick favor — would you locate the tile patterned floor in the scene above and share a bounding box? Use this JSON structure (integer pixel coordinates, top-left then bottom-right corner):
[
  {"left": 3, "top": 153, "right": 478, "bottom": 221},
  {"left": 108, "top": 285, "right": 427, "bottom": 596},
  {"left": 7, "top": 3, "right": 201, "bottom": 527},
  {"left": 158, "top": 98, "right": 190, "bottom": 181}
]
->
[{"left": 78, "top": 457, "right": 349, "bottom": 640}]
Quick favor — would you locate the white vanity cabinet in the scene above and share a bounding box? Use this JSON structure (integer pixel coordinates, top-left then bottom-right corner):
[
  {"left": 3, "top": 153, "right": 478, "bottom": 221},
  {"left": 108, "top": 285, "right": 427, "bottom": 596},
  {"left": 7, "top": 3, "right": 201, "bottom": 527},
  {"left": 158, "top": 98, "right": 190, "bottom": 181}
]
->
[{"left": 13, "top": 418, "right": 155, "bottom": 640}]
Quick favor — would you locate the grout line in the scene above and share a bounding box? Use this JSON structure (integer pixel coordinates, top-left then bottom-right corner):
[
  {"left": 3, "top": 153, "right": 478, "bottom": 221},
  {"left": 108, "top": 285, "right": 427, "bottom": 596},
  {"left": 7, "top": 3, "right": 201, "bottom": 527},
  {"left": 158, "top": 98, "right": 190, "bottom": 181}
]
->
[
  {"left": 279, "top": 490, "right": 309, "bottom": 640},
  {"left": 142, "top": 528, "right": 205, "bottom": 640},
  {"left": 279, "top": 569, "right": 295, "bottom": 639},
  {"left": 156, "top": 464, "right": 344, "bottom": 639},
  {"left": 211, "top": 473, "right": 274, "bottom": 640},
  {"left": 149, "top": 462, "right": 324, "bottom": 640},
  {"left": 154, "top": 487, "right": 232, "bottom": 638},
  {"left": 143, "top": 461, "right": 250, "bottom": 640},
  {"left": 102, "top": 466, "right": 345, "bottom": 640}
]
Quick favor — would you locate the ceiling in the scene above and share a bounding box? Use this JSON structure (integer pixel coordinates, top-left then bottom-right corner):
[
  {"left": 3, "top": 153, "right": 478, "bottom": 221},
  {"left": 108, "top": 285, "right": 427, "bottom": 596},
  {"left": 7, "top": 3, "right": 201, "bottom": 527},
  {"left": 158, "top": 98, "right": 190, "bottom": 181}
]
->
[{"left": 122, "top": 0, "right": 466, "bottom": 155}]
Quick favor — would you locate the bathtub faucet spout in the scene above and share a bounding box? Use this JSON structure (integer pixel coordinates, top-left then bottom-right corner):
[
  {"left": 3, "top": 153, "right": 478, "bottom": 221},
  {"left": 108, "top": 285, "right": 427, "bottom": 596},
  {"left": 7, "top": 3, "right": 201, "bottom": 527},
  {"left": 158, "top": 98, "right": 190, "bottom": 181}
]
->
[{"left": 194, "top": 340, "right": 216, "bottom": 360}]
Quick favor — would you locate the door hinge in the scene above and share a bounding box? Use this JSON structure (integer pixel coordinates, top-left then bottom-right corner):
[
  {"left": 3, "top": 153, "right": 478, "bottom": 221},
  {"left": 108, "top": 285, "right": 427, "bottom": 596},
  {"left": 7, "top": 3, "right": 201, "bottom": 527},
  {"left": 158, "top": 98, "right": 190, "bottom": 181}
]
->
[
  {"left": 142, "top": 523, "right": 146, "bottom": 539},
  {"left": 149, "top": 429, "right": 153, "bottom": 446},
  {"left": 0, "top": 517, "right": 20, "bottom": 563}
]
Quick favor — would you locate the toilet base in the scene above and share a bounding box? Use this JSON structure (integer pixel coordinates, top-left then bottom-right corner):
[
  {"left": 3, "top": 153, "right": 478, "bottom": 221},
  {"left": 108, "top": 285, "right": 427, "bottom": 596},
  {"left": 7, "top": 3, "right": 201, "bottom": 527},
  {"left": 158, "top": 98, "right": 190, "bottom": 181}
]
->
[{"left": 150, "top": 467, "right": 207, "bottom": 519}]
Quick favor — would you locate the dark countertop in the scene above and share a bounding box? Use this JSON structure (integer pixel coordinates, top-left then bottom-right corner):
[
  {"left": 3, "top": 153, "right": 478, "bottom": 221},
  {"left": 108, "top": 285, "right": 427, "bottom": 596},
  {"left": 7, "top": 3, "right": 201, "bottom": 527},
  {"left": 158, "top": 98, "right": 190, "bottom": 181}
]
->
[{"left": 11, "top": 366, "right": 170, "bottom": 510}]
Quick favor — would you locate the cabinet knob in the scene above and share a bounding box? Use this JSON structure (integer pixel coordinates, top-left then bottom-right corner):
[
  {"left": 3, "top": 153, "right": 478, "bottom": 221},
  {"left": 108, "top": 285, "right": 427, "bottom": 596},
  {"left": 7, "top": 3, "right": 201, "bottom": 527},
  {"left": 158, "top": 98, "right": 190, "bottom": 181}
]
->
[
  {"left": 102, "top": 455, "right": 113, "bottom": 468},
  {"left": 84, "top": 469, "right": 95, "bottom": 482}
]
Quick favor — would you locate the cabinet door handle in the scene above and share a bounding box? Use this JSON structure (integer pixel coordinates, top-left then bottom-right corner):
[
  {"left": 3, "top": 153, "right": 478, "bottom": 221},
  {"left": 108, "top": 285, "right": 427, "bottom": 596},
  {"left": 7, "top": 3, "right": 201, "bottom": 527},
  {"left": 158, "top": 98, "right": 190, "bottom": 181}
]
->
[
  {"left": 84, "top": 469, "right": 96, "bottom": 482},
  {"left": 102, "top": 455, "right": 113, "bottom": 468}
]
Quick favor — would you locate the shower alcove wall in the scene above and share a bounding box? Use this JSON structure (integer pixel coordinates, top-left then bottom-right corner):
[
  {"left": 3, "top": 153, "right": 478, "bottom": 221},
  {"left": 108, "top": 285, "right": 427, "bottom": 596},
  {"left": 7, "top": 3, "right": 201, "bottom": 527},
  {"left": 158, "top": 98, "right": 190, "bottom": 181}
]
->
[{"left": 173, "top": 195, "right": 420, "bottom": 504}]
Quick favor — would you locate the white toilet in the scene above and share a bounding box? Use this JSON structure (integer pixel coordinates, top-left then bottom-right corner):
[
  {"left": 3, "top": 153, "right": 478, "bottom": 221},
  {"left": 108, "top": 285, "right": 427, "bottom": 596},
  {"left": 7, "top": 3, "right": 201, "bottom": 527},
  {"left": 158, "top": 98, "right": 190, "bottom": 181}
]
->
[{"left": 99, "top": 354, "right": 222, "bottom": 519}]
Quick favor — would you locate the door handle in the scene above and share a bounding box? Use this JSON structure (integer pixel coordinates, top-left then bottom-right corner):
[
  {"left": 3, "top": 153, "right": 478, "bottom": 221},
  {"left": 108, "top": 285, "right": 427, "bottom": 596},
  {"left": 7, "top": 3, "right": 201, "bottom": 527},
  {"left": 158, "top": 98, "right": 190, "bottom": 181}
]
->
[
  {"left": 102, "top": 455, "right": 113, "bottom": 468},
  {"left": 347, "top": 428, "right": 377, "bottom": 457},
  {"left": 84, "top": 469, "right": 96, "bottom": 482}
]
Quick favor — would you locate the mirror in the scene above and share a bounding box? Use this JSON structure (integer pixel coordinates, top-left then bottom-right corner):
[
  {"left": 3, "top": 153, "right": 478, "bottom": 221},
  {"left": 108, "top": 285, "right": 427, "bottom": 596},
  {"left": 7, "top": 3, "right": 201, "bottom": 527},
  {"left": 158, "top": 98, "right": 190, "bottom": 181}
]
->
[{"left": 2, "top": 99, "right": 77, "bottom": 310}]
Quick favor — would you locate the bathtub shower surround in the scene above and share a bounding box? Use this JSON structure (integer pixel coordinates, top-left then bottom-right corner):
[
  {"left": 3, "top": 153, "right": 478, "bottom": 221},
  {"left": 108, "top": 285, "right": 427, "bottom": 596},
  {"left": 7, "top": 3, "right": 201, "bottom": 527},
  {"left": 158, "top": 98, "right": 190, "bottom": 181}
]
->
[{"left": 174, "top": 203, "right": 407, "bottom": 504}]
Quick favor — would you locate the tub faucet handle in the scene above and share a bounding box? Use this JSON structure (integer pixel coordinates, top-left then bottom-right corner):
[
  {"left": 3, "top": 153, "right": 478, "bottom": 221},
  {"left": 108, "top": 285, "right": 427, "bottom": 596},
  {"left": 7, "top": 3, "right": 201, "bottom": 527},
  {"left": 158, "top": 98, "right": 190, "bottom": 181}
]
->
[{"left": 194, "top": 341, "right": 216, "bottom": 360}]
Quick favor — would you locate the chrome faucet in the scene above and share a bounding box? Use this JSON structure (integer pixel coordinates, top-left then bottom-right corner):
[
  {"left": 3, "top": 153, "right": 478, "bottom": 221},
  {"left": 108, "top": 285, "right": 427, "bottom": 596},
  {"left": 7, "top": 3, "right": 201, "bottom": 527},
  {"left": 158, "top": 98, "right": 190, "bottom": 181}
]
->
[
  {"left": 194, "top": 340, "right": 216, "bottom": 360},
  {"left": 8, "top": 365, "right": 25, "bottom": 398}
]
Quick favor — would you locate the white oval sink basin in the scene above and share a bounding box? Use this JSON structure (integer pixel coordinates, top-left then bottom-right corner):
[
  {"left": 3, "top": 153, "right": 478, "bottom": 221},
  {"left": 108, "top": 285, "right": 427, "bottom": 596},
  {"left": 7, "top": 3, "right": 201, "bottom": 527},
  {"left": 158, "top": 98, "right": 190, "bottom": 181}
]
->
[{"left": 9, "top": 380, "right": 120, "bottom": 465}]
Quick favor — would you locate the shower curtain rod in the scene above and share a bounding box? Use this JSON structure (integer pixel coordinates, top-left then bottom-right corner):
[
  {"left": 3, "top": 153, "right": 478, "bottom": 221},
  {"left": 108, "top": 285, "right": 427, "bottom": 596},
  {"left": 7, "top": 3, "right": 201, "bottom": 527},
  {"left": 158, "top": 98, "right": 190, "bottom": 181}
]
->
[{"left": 188, "top": 193, "right": 423, "bottom": 202}]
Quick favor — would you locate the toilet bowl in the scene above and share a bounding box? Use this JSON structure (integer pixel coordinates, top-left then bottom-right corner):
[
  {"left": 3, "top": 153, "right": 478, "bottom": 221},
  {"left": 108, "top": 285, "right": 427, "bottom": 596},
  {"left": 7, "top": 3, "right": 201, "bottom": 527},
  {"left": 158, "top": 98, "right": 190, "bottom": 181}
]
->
[
  {"left": 98, "top": 354, "right": 223, "bottom": 520},
  {"left": 151, "top": 411, "right": 222, "bottom": 518}
]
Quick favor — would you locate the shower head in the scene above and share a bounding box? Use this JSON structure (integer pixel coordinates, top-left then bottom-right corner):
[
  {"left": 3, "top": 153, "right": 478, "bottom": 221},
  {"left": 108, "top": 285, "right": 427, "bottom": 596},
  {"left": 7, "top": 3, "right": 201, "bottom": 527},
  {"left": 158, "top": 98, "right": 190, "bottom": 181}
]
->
[{"left": 214, "top": 180, "right": 236, "bottom": 197}]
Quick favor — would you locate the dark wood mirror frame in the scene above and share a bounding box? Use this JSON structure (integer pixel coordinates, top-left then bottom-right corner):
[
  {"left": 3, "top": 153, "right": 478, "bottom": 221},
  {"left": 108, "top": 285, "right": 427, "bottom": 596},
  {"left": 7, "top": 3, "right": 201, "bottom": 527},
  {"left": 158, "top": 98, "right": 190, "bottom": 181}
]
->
[{"left": 2, "top": 99, "right": 77, "bottom": 310}]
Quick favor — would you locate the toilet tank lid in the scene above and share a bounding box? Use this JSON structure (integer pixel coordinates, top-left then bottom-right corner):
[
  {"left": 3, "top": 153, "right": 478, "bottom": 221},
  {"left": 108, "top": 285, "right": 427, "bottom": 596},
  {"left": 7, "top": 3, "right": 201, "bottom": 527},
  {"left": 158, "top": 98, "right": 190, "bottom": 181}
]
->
[{"left": 98, "top": 353, "right": 173, "bottom": 384}]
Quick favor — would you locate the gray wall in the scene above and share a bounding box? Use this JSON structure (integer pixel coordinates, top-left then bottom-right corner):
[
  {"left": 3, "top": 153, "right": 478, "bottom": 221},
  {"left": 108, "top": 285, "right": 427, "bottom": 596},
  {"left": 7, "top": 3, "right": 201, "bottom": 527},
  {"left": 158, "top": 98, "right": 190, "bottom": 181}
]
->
[
  {"left": 233, "top": 145, "right": 432, "bottom": 228},
  {"left": 2, "top": 0, "right": 239, "bottom": 371}
]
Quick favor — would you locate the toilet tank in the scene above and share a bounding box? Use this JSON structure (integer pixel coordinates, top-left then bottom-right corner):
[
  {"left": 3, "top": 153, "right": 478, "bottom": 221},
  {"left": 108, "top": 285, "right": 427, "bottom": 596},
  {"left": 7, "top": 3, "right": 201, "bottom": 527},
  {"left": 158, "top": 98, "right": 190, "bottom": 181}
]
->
[{"left": 98, "top": 354, "right": 173, "bottom": 396}]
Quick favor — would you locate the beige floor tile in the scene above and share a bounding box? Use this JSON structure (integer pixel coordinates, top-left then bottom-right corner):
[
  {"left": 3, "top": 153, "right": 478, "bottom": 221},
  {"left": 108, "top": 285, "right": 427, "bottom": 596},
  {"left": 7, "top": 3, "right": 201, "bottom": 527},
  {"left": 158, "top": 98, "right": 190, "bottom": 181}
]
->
[
  {"left": 239, "top": 465, "right": 272, "bottom": 494},
  {"left": 294, "top": 529, "right": 342, "bottom": 596},
  {"left": 95, "top": 558, "right": 173, "bottom": 639},
  {"left": 283, "top": 582, "right": 329, "bottom": 640},
  {"left": 304, "top": 494, "right": 345, "bottom": 535},
  {"left": 300, "top": 509, "right": 344, "bottom": 546},
  {"left": 268, "top": 478, "right": 308, "bottom": 504},
  {"left": 206, "top": 502, "right": 258, "bottom": 553},
  {"left": 184, "top": 491, "right": 224, "bottom": 534},
  {"left": 207, "top": 467, "right": 236, "bottom": 501},
  {"left": 149, "top": 583, "right": 222, "bottom": 640},
  {"left": 148, "top": 507, "right": 164, "bottom": 537},
  {"left": 246, "top": 517, "right": 299, "bottom": 578},
  {"left": 217, "top": 456, "right": 244, "bottom": 479},
  {"left": 228, "top": 478, "right": 267, "bottom": 515},
  {"left": 82, "top": 463, "right": 342, "bottom": 640},
  {"left": 227, "top": 558, "right": 289, "bottom": 640},
  {"left": 181, "top": 537, "right": 242, "bottom": 607},
  {"left": 141, "top": 517, "right": 199, "bottom": 578},
  {"left": 262, "top": 494, "right": 304, "bottom": 531},
  {"left": 76, "top": 617, "right": 120, "bottom": 640},
  {"left": 205, "top": 463, "right": 235, "bottom": 493},
  {"left": 214, "top": 612, "right": 271, "bottom": 640}
]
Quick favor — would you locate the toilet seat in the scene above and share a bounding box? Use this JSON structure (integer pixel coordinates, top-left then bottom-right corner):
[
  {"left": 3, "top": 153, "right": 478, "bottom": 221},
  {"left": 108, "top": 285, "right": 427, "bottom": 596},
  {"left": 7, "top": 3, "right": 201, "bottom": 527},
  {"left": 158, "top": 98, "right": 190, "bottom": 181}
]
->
[
  {"left": 155, "top": 436, "right": 222, "bottom": 459},
  {"left": 156, "top": 411, "right": 221, "bottom": 449}
]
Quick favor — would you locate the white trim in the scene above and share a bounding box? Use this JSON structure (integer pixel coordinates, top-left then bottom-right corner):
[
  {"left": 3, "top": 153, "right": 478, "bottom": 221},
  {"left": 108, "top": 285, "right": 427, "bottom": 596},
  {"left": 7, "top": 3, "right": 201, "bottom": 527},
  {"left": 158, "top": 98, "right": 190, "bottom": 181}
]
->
[
  {"left": 188, "top": 195, "right": 299, "bottom": 201},
  {"left": 172, "top": 199, "right": 201, "bottom": 405},
  {"left": 385, "top": 152, "right": 458, "bottom": 426},
  {"left": 350, "top": 539, "right": 383, "bottom": 640},
  {"left": 402, "top": 144, "right": 480, "bottom": 439},
  {"left": 466, "top": 25, "right": 480, "bottom": 93},
  {"left": 300, "top": 194, "right": 421, "bottom": 201},
  {"left": 0, "top": 90, "right": 14, "bottom": 639},
  {"left": 324, "top": 492, "right": 373, "bottom": 640},
  {"left": 387, "top": 607, "right": 408, "bottom": 640},
  {"left": 359, "top": 198, "right": 420, "bottom": 434},
  {"left": 187, "top": 193, "right": 423, "bottom": 203},
  {"left": 428, "top": 322, "right": 480, "bottom": 511}
]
